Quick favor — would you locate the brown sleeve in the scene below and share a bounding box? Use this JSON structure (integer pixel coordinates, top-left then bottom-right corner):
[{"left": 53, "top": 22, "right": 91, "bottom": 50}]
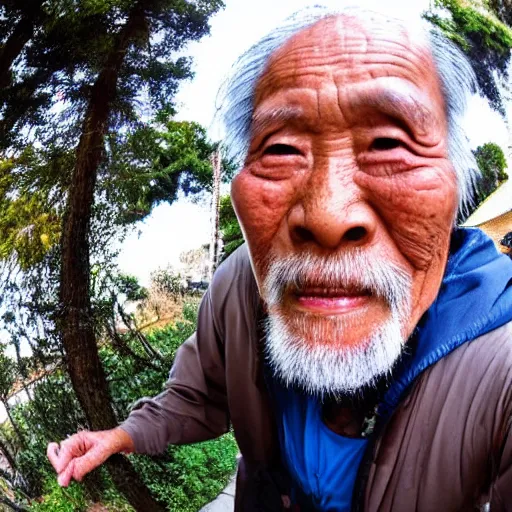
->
[
  {"left": 490, "top": 425, "right": 512, "bottom": 510},
  {"left": 489, "top": 372, "right": 512, "bottom": 511},
  {"left": 118, "top": 251, "right": 242, "bottom": 455}
]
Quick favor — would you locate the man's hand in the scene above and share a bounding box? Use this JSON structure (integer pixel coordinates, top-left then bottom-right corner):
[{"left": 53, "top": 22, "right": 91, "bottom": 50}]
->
[{"left": 47, "top": 427, "right": 135, "bottom": 487}]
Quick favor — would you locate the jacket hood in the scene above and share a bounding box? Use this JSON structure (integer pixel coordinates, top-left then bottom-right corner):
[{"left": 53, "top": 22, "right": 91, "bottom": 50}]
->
[{"left": 382, "top": 227, "right": 512, "bottom": 415}]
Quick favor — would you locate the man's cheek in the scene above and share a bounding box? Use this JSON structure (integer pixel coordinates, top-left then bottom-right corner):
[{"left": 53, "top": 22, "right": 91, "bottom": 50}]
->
[
  {"left": 387, "top": 213, "right": 449, "bottom": 271},
  {"left": 232, "top": 170, "right": 298, "bottom": 259},
  {"left": 355, "top": 168, "right": 457, "bottom": 270}
]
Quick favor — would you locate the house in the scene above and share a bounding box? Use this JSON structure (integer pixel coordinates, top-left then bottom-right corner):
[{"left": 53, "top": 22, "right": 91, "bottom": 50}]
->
[{"left": 464, "top": 179, "right": 512, "bottom": 255}]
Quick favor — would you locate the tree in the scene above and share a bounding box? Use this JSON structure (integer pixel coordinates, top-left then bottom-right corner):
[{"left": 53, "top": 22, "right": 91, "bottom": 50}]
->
[
  {"left": 0, "top": 151, "right": 62, "bottom": 270},
  {"left": 180, "top": 246, "right": 210, "bottom": 282},
  {"left": 424, "top": 0, "right": 512, "bottom": 115},
  {"left": 0, "top": 349, "right": 25, "bottom": 450},
  {"left": 424, "top": 0, "right": 511, "bottom": 214},
  {"left": 151, "top": 266, "right": 186, "bottom": 300},
  {"left": 0, "top": 435, "right": 16, "bottom": 474},
  {"left": 0, "top": 1, "right": 46, "bottom": 88},
  {"left": 219, "top": 195, "right": 244, "bottom": 261},
  {"left": 473, "top": 142, "right": 508, "bottom": 203},
  {"left": 0, "top": 494, "right": 29, "bottom": 512},
  {"left": 106, "top": 120, "right": 218, "bottom": 224},
  {"left": 56, "top": 3, "right": 221, "bottom": 510},
  {"left": 0, "top": 0, "right": 224, "bottom": 509},
  {"left": 487, "top": 0, "right": 512, "bottom": 27}
]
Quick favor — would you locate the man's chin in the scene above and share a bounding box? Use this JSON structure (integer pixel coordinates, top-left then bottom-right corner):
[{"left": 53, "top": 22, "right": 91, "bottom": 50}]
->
[
  {"left": 264, "top": 310, "right": 406, "bottom": 396},
  {"left": 274, "top": 304, "right": 393, "bottom": 350}
]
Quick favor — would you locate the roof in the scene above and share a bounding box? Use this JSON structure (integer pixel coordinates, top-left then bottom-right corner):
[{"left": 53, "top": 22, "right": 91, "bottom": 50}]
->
[
  {"left": 464, "top": 179, "right": 512, "bottom": 227},
  {"left": 473, "top": 211, "right": 512, "bottom": 253}
]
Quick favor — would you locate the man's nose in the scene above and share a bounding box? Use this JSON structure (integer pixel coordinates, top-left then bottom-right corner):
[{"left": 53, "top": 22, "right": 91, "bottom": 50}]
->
[{"left": 287, "top": 160, "right": 377, "bottom": 250}]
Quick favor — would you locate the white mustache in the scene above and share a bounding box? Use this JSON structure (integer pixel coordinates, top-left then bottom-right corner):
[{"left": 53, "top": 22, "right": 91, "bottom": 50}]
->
[{"left": 263, "top": 249, "right": 412, "bottom": 313}]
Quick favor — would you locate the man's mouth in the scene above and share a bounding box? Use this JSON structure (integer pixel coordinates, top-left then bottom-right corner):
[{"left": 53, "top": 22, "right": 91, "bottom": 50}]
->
[{"left": 293, "top": 287, "right": 372, "bottom": 314}]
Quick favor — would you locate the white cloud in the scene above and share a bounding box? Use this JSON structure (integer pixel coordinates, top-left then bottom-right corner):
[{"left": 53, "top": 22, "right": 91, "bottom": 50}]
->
[{"left": 117, "top": 199, "right": 210, "bottom": 286}]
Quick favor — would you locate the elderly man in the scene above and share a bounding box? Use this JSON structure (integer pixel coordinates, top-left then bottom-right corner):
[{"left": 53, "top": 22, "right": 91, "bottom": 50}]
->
[{"left": 48, "top": 6, "right": 512, "bottom": 511}]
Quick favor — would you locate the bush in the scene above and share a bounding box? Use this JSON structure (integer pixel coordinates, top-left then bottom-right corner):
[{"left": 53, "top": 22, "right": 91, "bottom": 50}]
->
[
  {"left": 101, "top": 303, "right": 198, "bottom": 418},
  {"left": 20, "top": 302, "right": 238, "bottom": 511},
  {"left": 30, "top": 478, "right": 87, "bottom": 512},
  {"left": 130, "top": 433, "right": 238, "bottom": 511},
  {"left": 219, "top": 195, "right": 244, "bottom": 261},
  {"left": 473, "top": 142, "right": 508, "bottom": 205}
]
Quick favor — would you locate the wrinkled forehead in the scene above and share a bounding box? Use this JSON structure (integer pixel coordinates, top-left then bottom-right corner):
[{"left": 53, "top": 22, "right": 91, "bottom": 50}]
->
[{"left": 253, "top": 14, "right": 444, "bottom": 113}]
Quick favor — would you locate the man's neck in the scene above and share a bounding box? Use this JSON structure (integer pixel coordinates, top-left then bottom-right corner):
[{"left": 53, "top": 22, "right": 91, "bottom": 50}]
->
[{"left": 322, "top": 376, "right": 391, "bottom": 438}]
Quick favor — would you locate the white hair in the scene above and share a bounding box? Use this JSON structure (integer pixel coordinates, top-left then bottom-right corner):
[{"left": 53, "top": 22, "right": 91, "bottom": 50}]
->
[
  {"left": 262, "top": 249, "right": 412, "bottom": 396},
  {"left": 218, "top": 5, "right": 480, "bottom": 219}
]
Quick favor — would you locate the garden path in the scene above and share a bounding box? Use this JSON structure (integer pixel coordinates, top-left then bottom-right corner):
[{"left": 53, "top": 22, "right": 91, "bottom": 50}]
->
[{"left": 199, "top": 475, "right": 235, "bottom": 512}]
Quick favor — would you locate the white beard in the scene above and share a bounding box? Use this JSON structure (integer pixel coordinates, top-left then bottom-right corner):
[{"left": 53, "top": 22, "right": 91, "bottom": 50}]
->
[
  {"left": 261, "top": 250, "right": 412, "bottom": 396},
  {"left": 264, "top": 310, "right": 407, "bottom": 396}
]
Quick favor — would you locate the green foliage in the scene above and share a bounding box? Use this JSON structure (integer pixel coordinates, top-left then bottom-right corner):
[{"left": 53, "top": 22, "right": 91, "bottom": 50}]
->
[
  {"left": 0, "top": 149, "right": 64, "bottom": 269},
  {"left": 96, "top": 486, "right": 135, "bottom": 512},
  {"left": 0, "top": 0, "right": 225, "bottom": 149},
  {"left": 219, "top": 195, "right": 244, "bottom": 260},
  {"left": 101, "top": 305, "right": 196, "bottom": 417},
  {"left": 30, "top": 479, "right": 87, "bottom": 512},
  {"left": 473, "top": 141, "right": 508, "bottom": 204},
  {"left": 15, "top": 441, "right": 49, "bottom": 497},
  {"left": 434, "top": 0, "right": 512, "bottom": 52},
  {"left": 0, "top": 194, "right": 60, "bottom": 270},
  {"left": 24, "top": 371, "right": 86, "bottom": 440},
  {"left": 424, "top": 0, "right": 512, "bottom": 114},
  {"left": 0, "top": 346, "right": 16, "bottom": 401},
  {"left": 4, "top": 303, "right": 237, "bottom": 512},
  {"left": 0, "top": 0, "right": 225, "bottom": 298},
  {"left": 107, "top": 121, "right": 218, "bottom": 224},
  {"left": 7, "top": 371, "right": 85, "bottom": 496},
  {"left": 130, "top": 433, "right": 238, "bottom": 512},
  {"left": 487, "top": 0, "right": 512, "bottom": 26},
  {"left": 0, "top": 0, "right": 230, "bottom": 509},
  {"left": 30, "top": 472, "right": 134, "bottom": 512},
  {"left": 115, "top": 274, "right": 149, "bottom": 302},
  {"left": 146, "top": 303, "right": 198, "bottom": 354}
]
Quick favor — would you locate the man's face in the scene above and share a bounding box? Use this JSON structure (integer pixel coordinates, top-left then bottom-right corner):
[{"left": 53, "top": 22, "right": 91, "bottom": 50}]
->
[{"left": 231, "top": 16, "right": 458, "bottom": 394}]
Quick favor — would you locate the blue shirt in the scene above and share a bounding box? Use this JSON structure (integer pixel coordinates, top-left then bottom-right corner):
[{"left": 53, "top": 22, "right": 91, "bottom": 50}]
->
[{"left": 268, "top": 376, "right": 367, "bottom": 511}]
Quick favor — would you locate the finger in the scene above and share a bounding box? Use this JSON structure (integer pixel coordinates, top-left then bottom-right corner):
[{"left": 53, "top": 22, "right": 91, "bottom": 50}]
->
[
  {"left": 72, "top": 445, "right": 110, "bottom": 482},
  {"left": 47, "top": 442, "right": 74, "bottom": 474},
  {"left": 49, "top": 432, "right": 91, "bottom": 473},
  {"left": 57, "top": 458, "right": 75, "bottom": 487},
  {"left": 47, "top": 441, "right": 76, "bottom": 474},
  {"left": 46, "top": 442, "right": 60, "bottom": 470}
]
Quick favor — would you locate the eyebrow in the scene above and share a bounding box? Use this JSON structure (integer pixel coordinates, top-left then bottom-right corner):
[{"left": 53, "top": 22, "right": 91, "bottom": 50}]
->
[
  {"left": 250, "top": 87, "right": 439, "bottom": 140},
  {"left": 250, "top": 105, "right": 305, "bottom": 139},
  {"left": 347, "top": 88, "right": 439, "bottom": 136}
]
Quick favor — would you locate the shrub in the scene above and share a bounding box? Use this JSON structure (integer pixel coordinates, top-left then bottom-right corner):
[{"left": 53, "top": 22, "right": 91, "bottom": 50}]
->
[
  {"left": 22, "top": 302, "right": 238, "bottom": 511},
  {"left": 130, "top": 433, "right": 238, "bottom": 512},
  {"left": 30, "top": 478, "right": 87, "bottom": 512}
]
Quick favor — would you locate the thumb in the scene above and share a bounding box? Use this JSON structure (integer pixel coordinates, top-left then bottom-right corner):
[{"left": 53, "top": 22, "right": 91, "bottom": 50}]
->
[{"left": 57, "top": 458, "right": 76, "bottom": 487}]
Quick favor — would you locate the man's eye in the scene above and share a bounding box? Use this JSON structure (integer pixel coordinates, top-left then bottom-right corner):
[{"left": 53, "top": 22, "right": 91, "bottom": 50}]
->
[
  {"left": 370, "top": 138, "right": 402, "bottom": 151},
  {"left": 263, "top": 144, "right": 301, "bottom": 156}
]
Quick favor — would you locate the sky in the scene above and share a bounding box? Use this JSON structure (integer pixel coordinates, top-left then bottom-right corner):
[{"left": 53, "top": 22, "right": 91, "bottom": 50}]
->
[{"left": 117, "top": 0, "right": 510, "bottom": 286}]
